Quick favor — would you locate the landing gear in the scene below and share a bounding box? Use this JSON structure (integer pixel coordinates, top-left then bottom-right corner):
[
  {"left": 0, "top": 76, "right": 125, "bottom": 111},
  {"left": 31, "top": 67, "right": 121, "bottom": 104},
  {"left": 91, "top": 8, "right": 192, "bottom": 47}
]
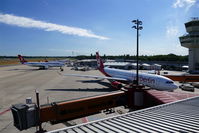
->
[{"left": 60, "top": 67, "right": 64, "bottom": 71}]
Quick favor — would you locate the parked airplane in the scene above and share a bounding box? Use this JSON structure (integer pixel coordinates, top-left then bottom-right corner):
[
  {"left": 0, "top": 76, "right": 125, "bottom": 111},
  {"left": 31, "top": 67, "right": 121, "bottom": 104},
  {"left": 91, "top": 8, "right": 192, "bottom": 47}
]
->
[
  {"left": 18, "top": 55, "right": 65, "bottom": 70},
  {"left": 62, "top": 52, "right": 178, "bottom": 91}
]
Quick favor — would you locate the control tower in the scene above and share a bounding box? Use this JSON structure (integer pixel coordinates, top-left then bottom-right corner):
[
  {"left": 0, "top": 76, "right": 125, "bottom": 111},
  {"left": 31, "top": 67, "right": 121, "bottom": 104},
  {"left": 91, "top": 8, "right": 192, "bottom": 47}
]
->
[{"left": 179, "top": 18, "right": 199, "bottom": 73}]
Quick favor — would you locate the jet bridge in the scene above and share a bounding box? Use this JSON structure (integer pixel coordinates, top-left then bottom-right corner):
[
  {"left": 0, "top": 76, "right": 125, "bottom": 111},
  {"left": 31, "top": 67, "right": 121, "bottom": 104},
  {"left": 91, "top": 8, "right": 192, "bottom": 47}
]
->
[
  {"left": 11, "top": 86, "right": 198, "bottom": 132},
  {"left": 48, "top": 96, "right": 199, "bottom": 133},
  {"left": 11, "top": 90, "right": 128, "bottom": 131}
]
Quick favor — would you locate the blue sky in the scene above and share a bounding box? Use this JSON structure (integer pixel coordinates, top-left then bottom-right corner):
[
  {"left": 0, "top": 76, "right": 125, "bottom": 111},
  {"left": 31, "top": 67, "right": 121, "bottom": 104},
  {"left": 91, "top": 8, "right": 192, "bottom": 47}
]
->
[{"left": 0, "top": 0, "right": 198, "bottom": 56}]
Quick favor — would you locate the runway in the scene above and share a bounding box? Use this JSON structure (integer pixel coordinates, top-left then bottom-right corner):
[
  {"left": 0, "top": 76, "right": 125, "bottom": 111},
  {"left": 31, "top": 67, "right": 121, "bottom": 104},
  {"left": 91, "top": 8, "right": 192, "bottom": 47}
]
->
[{"left": 0, "top": 65, "right": 114, "bottom": 133}]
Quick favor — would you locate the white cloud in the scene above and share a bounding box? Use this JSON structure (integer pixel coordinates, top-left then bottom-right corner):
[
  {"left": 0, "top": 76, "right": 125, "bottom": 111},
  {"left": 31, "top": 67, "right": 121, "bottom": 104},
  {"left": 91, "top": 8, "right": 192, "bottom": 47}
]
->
[
  {"left": 0, "top": 13, "right": 109, "bottom": 40},
  {"left": 166, "top": 26, "right": 179, "bottom": 38},
  {"left": 173, "top": 0, "right": 196, "bottom": 11}
]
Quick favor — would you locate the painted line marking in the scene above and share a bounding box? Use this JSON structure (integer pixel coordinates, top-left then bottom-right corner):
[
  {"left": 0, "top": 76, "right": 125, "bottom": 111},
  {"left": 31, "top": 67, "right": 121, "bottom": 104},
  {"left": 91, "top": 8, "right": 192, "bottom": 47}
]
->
[{"left": 0, "top": 108, "right": 11, "bottom": 116}]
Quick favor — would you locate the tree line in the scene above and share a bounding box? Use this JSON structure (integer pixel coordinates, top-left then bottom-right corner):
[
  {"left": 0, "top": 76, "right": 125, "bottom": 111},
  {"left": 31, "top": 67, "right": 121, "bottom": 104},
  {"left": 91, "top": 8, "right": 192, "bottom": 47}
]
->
[
  {"left": 0, "top": 53, "right": 188, "bottom": 62},
  {"left": 77, "top": 53, "right": 188, "bottom": 62}
]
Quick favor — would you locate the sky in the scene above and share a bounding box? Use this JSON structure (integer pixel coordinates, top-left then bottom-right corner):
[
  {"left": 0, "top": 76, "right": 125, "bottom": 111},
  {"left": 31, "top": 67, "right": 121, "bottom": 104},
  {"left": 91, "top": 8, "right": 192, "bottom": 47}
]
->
[{"left": 0, "top": 0, "right": 198, "bottom": 56}]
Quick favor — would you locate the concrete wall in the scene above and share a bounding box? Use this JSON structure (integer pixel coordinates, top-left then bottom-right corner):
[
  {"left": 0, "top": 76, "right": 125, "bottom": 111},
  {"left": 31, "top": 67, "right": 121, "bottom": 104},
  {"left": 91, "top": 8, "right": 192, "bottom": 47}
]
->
[{"left": 189, "top": 48, "right": 199, "bottom": 71}]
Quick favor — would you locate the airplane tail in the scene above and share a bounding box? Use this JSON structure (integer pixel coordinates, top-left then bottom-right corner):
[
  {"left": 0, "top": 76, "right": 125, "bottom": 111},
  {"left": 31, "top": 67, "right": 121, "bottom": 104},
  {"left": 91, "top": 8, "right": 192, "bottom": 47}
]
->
[
  {"left": 18, "top": 55, "right": 27, "bottom": 64},
  {"left": 96, "top": 52, "right": 109, "bottom": 76},
  {"left": 96, "top": 52, "right": 104, "bottom": 69}
]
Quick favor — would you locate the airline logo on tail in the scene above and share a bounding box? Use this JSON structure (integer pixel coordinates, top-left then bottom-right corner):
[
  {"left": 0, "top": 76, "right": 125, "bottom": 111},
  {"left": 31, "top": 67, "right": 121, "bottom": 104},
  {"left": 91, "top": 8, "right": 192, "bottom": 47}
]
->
[
  {"left": 18, "top": 55, "right": 27, "bottom": 64},
  {"left": 96, "top": 52, "right": 110, "bottom": 77},
  {"left": 96, "top": 52, "right": 104, "bottom": 69}
]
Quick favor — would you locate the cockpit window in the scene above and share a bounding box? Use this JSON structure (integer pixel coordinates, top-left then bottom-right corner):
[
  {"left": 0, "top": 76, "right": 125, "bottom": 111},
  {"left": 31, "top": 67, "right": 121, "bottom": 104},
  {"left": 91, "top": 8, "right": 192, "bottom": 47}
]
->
[{"left": 166, "top": 81, "right": 174, "bottom": 84}]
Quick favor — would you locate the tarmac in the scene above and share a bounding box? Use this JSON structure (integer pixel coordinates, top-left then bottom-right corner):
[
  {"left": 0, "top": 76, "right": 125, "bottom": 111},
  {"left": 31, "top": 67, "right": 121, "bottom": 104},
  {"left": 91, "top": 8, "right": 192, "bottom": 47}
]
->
[
  {"left": 0, "top": 65, "right": 199, "bottom": 133},
  {"left": 0, "top": 65, "right": 116, "bottom": 133}
]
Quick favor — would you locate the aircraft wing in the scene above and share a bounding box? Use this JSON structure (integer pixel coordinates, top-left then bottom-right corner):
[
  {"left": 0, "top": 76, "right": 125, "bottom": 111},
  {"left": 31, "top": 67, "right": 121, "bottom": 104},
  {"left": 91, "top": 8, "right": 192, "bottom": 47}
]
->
[
  {"left": 145, "top": 70, "right": 156, "bottom": 74},
  {"left": 61, "top": 74, "right": 128, "bottom": 81}
]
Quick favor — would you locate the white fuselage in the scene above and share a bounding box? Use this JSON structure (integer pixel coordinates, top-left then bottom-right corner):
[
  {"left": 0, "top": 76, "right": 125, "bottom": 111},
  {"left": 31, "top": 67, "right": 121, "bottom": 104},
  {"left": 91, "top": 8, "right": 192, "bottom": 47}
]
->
[
  {"left": 24, "top": 61, "right": 64, "bottom": 69},
  {"left": 104, "top": 67, "right": 178, "bottom": 91}
]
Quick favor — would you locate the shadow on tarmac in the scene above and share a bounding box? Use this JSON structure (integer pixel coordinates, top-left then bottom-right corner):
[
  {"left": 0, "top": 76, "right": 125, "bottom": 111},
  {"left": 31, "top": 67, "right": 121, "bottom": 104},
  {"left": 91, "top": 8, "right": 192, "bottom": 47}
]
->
[
  {"left": 45, "top": 87, "right": 116, "bottom": 92},
  {"left": 6, "top": 68, "right": 40, "bottom": 72},
  {"left": 6, "top": 68, "right": 60, "bottom": 72},
  {"left": 76, "top": 79, "right": 111, "bottom": 88}
]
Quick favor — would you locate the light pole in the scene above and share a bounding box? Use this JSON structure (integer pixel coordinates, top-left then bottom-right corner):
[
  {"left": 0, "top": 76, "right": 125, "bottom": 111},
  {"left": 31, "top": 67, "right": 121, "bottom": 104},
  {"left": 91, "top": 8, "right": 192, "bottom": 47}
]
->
[{"left": 132, "top": 19, "right": 143, "bottom": 86}]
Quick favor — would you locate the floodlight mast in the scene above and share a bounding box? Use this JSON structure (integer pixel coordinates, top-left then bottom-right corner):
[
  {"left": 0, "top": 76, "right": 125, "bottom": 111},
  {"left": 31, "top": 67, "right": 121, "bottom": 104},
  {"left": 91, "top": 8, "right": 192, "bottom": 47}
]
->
[{"left": 132, "top": 19, "right": 143, "bottom": 86}]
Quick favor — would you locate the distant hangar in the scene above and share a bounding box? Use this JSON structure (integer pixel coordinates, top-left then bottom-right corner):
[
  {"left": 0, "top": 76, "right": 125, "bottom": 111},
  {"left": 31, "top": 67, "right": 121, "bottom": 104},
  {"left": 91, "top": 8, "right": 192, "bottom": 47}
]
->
[
  {"left": 74, "top": 59, "right": 189, "bottom": 71},
  {"left": 104, "top": 62, "right": 161, "bottom": 70}
]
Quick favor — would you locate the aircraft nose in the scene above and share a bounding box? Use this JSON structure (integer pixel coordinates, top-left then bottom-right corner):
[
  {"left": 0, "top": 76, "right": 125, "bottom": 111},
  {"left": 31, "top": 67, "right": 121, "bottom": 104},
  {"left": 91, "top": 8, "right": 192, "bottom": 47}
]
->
[
  {"left": 172, "top": 84, "right": 178, "bottom": 90},
  {"left": 166, "top": 84, "right": 178, "bottom": 91}
]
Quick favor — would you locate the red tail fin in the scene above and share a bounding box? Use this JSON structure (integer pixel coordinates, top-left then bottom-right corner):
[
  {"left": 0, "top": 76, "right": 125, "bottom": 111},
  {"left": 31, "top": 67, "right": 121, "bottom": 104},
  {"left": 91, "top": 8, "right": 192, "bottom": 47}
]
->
[
  {"left": 96, "top": 52, "right": 110, "bottom": 76},
  {"left": 18, "top": 55, "right": 27, "bottom": 64},
  {"left": 96, "top": 52, "right": 104, "bottom": 70}
]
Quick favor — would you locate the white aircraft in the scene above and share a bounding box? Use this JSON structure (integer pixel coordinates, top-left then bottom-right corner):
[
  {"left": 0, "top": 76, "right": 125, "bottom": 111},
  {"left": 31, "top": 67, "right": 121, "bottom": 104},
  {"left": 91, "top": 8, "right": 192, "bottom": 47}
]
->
[
  {"left": 63, "top": 52, "right": 178, "bottom": 91},
  {"left": 18, "top": 55, "right": 65, "bottom": 70}
]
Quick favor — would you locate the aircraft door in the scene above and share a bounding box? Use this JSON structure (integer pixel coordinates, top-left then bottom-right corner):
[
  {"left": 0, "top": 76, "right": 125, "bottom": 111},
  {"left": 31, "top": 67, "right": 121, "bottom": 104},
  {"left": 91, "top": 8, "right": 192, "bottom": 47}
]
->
[{"left": 153, "top": 77, "right": 160, "bottom": 89}]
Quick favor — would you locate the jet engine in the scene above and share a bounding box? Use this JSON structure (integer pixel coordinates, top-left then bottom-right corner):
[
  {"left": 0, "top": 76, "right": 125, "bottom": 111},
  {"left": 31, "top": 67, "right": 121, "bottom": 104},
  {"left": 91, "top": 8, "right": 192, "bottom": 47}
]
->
[{"left": 111, "top": 81, "right": 123, "bottom": 89}]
